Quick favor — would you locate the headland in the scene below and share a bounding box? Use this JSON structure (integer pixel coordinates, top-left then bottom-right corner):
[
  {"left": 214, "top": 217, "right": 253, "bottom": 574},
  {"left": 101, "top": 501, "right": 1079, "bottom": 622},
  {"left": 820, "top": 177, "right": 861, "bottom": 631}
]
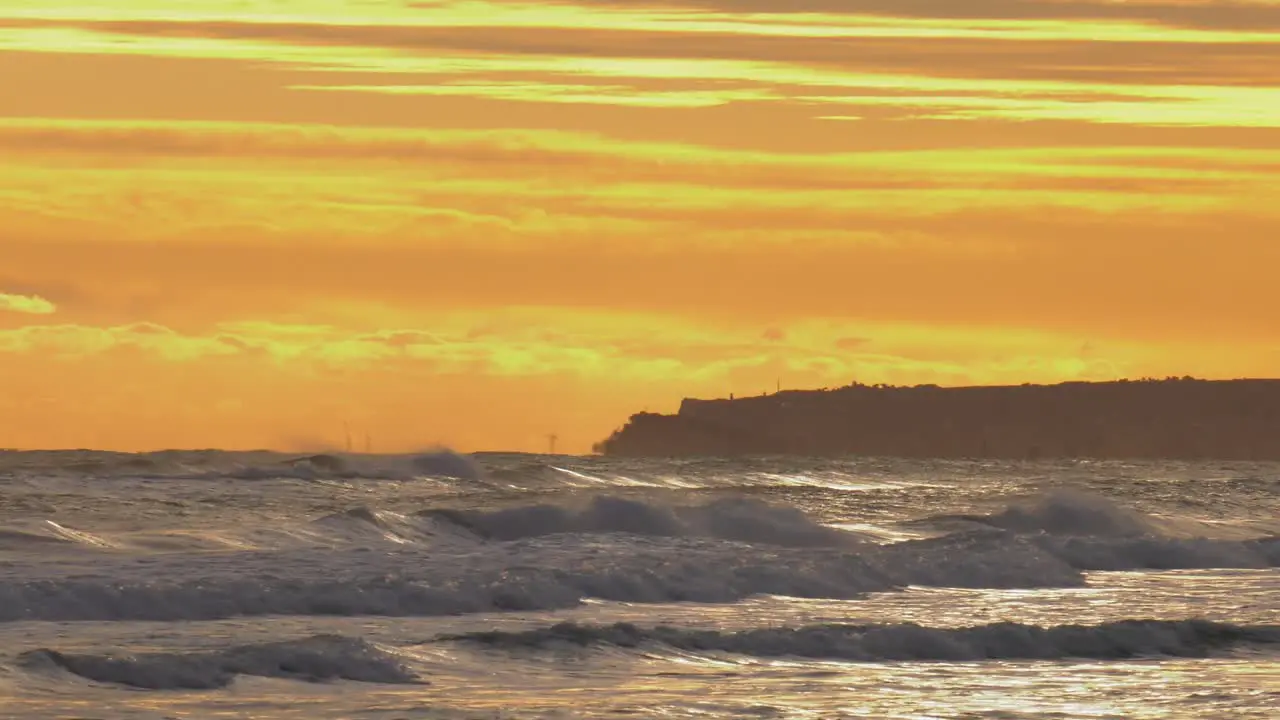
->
[{"left": 595, "top": 378, "right": 1280, "bottom": 460}]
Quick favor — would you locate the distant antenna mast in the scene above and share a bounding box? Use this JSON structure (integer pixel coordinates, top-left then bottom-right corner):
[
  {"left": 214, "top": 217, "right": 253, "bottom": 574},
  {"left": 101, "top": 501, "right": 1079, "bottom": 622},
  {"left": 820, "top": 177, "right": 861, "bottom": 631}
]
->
[{"left": 547, "top": 433, "right": 558, "bottom": 455}]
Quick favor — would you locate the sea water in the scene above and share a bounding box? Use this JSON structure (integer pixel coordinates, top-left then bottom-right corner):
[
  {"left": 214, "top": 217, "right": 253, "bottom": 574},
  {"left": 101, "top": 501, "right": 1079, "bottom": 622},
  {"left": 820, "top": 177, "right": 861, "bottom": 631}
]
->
[{"left": 0, "top": 451, "right": 1275, "bottom": 718}]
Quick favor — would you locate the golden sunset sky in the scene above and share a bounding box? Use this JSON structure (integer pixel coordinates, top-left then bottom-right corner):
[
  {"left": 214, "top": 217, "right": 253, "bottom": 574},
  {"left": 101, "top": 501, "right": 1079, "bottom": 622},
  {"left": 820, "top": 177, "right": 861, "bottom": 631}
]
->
[{"left": 2, "top": 0, "right": 1278, "bottom": 452}]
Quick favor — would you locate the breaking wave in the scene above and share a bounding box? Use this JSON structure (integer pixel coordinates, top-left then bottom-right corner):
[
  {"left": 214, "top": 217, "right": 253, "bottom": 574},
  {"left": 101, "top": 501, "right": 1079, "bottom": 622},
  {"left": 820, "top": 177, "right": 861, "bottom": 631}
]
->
[
  {"left": 0, "top": 532, "right": 1086, "bottom": 623},
  {"left": 0, "top": 487, "right": 1273, "bottom": 624},
  {"left": 19, "top": 635, "right": 420, "bottom": 690},
  {"left": 423, "top": 495, "right": 865, "bottom": 547},
  {"left": 5, "top": 526, "right": 1271, "bottom": 624},
  {"left": 307, "top": 507, "right": 475, "bottom": 546},
  {"left": 445, "top": 619, "right": 1280, "bottom": 662},
  {"left": 951, "top": 490, "right": 1162, "bottom": 537},
  {"left": 2, "top": 493, "right": 1276, "bottom": 623},
  {"left": 915, "top": 490, "right": 1280, "bottom": 571}
]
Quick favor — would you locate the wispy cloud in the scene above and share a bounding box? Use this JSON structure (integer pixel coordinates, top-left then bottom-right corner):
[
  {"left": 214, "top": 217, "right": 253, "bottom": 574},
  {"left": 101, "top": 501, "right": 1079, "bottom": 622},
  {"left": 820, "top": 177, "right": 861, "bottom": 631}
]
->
[
  {"left": 0, "top": 312, "right": 1221, "bottom": 385},
  {"left": 1, "top": 0, "right": 1276, "bottom": 450},
  {"left": 2, "top": 117, "right": 1277, "bottom": 347},
  {"left": 0, "top": 292, "right": 56, "bottom": 315},
  {"left": 4, "top": 2, "right": 1280, "bottom": 127}
]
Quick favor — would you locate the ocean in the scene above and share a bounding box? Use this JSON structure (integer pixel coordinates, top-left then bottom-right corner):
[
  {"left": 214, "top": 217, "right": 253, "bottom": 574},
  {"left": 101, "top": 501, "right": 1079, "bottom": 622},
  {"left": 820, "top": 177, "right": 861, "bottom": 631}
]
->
[{"left": 0, "top": 451, "right": 1276, "bottom": 719}]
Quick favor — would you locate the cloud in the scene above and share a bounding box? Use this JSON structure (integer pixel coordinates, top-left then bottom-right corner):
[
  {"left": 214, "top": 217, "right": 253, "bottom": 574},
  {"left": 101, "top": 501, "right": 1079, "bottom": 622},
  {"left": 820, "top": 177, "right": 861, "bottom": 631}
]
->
[
  {"left": 647, "top": 1, "right": 1280, "bottom": 34},
  {"left": 5, "top": 120, "right": 1277, "bottom": 203},
  {"left": 0, "top": 292, "right": 56, "bottom": 315},
  {"left": 5, "top": 203, "right": 1278, "bottom": 347},
  {"left": 0, "top": 314, "right": 1117, "bottom": 383},
  {"left": 835, "top": 336, "right": 872, "bottom": 351},
  {"left": 6, "top": 9, "right": 1280, "bottom": 127},
  {"left": 3, "top": 1, "right": 1276, "bottom": 453},
  {"left": 0, "top": 311, "right": 1272, "bottom": 452}
]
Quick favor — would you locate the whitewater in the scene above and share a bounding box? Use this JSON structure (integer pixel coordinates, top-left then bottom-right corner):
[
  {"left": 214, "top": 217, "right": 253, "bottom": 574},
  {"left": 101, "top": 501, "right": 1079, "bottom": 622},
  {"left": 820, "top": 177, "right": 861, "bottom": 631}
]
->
[{"left": 0, "top": 451, "right": 1275, "bottom": 718}]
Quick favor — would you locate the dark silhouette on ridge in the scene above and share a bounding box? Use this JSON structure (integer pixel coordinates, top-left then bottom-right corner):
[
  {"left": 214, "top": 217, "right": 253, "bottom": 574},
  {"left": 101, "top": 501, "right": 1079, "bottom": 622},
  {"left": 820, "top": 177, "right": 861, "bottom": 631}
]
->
[{"left": 595, "top": 378, "right": 1280, "bottom": 460}]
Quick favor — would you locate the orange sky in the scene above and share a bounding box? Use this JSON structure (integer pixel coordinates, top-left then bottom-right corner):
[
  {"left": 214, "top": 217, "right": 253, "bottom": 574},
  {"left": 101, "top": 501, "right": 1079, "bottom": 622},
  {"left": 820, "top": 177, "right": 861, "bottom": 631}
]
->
[{"left": 2, "top": 0, "right": 1278, "bottom": 453}]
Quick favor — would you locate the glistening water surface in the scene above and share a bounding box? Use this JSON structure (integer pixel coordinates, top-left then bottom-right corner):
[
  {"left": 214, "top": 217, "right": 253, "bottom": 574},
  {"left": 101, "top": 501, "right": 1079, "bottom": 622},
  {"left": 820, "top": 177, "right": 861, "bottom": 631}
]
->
[{"left": 0, "top": 451, "right": 1276, "bottom": 718}]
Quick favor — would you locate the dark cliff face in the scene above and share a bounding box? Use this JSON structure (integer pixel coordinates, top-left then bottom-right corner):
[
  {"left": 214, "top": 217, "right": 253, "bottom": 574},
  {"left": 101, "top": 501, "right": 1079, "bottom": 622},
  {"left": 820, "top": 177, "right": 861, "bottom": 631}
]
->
[{"left": 595, "top": 379, "right": 1280, "bottom": 460}]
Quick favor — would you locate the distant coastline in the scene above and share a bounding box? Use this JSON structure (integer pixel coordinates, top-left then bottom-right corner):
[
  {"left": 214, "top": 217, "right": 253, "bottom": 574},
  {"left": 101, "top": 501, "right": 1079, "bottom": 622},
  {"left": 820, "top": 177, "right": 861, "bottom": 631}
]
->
[{"left": 595, "top": 378, "right": 1280, "bottom": 460}]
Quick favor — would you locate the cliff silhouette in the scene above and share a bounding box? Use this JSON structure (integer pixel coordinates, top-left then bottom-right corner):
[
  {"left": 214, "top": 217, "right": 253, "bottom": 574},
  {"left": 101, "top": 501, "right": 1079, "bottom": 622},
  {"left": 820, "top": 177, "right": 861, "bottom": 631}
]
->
[{"left": 595, "top": 378, "right": 1280, "bottom": 460}]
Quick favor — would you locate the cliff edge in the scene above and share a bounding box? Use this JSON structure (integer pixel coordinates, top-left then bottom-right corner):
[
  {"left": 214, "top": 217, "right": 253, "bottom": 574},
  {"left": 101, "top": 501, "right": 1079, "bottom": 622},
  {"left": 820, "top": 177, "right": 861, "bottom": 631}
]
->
[{"left": 594, "top": 378, "right": 1280, "bottom": 460}]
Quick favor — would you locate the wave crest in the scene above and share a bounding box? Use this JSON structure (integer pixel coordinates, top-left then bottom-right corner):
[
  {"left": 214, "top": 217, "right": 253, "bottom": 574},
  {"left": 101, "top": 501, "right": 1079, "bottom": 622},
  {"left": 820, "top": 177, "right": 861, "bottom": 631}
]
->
[
  {"left": 19, "top": 635, "right": 420, "bottom": 690},
  {"left": 0, "top": 531, "right": 1087, "bottom": 623},
  {"left": 423, "top": 495, "right": 863, "bottom": 548},
  {"left": 927, "top": 490, "right": 1161, "bottom": 537},
  {"left": 446, "top": 619, "right": 1280, "bottom": 662}
]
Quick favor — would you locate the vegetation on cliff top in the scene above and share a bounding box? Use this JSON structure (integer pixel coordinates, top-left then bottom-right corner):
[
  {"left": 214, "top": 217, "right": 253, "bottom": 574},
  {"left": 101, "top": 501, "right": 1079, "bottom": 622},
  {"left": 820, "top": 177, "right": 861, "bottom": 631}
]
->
[{"left": 596, "top": 377, "right": 1280, "bottom": 460}]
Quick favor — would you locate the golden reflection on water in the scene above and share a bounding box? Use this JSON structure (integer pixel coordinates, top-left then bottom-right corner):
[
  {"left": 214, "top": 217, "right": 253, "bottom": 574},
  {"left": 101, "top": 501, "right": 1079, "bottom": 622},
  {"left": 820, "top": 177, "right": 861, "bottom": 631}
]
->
[{"left": 5, "top": 657, "right": 1271, "bottom": 719}]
